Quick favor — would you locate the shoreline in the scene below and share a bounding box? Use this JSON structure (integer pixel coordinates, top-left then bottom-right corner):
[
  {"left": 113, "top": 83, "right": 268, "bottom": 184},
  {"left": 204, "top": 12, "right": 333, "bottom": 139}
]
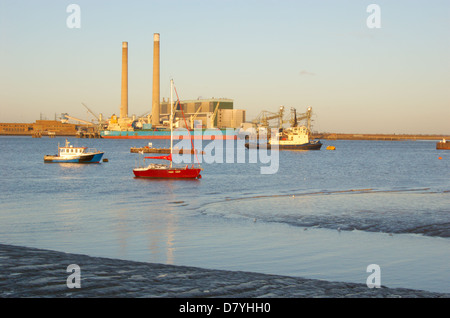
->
[
  {"left": 1, "top": 132, "right": 449, "bottom": 141},
  {"left": 311, "top": 133, "right": 450, "bottom": 141},
  {"left": 1, "top": 243, "right": 448, "bottom": 298}
]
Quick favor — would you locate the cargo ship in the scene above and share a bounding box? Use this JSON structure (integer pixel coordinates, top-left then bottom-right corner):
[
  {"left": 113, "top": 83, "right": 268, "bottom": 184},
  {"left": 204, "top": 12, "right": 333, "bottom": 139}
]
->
[{"left": 101, "top": 127, "right": 237, "bottom": 140}]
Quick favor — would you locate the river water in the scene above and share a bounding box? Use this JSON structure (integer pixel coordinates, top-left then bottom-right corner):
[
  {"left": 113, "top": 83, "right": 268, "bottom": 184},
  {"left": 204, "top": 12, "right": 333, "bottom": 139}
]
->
[{"left": 0, "top": 136, "right": 449, "bottom": 293}]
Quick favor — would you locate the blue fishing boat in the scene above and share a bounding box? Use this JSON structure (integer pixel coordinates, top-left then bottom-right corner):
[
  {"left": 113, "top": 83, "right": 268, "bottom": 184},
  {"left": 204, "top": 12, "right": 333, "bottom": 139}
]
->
[{"left": 44, "top": 139, "right": 104, "bottom": 163}]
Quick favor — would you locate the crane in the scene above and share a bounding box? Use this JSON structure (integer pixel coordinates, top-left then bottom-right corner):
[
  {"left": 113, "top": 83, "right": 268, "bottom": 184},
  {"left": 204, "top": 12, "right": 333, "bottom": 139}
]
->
[
  {"left": 293, "top": 106, "right": 313, "bottom": 131},
  {"left": 60, "top": 113, "right": 95, "bottom": 126},
  {"left": 81, "top": 103, "right": 99, "bottom": 121},
  {"left": 252, "top": 106, "right": 314, "bottom": 131},
  {"left": 190, "top": 103, "right": 204, "bottom": 129},
  {"left": 252, "top": 105, "right": 286, "bottom": 128},
  {"left": 209, "top": 102, "right": 220, "bottom": 128},
  {"left": 80, "top": 103, "right": 109, "bottom": 128}
]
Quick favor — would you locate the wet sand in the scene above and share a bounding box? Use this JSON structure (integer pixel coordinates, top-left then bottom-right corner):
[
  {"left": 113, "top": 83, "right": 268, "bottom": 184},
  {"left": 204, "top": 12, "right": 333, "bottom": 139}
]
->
[{"left": 1, "top": 244, "right": 448, "bottom": 298}]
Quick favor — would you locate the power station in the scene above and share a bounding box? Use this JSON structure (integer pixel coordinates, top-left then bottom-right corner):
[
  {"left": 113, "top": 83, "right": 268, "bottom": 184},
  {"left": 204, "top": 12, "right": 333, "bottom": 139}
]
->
[{"left": 101, "top": 34, "right": 245, "bottom": 139}]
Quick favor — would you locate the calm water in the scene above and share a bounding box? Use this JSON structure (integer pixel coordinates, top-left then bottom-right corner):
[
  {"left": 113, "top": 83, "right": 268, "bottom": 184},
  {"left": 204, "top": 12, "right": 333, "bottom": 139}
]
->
[{"left": 0, "top": 136, "right": 449, "bottom": 293}]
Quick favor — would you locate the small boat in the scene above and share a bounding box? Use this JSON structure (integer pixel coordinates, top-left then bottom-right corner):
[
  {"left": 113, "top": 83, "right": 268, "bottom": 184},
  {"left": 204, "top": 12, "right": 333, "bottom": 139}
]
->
[
  {"left": 130, "top": 143, "right": 204, "bottom": 154},
  {"left": 44, "top": 139, "right": 104, "bottom": 163},
  {"left": 245, "top": 126, "right": 322, "bottom": 150},
  {"left": 133, "top": 154, "right": 202, "bottom": 179},
  {"left": 133, "top": 80, "right": 203, "bottom": 179},
  {"left": 436, "top": 138, "right": 450, "bottom": 150}
]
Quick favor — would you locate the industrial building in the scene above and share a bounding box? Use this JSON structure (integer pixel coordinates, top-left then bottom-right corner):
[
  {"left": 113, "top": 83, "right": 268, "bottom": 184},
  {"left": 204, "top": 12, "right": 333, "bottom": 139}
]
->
[
  {"left": 0, "top": 120, "right": 89, "bottom": 137},
  {"left": 159, "top": 98, "right": 245, "bottom": 129}
]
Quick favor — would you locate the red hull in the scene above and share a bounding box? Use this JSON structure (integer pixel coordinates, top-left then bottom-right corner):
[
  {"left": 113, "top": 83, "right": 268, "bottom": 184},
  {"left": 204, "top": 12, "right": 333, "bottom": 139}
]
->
[{"left": 133, "top": 167, "right": 202, "bottom": 179}]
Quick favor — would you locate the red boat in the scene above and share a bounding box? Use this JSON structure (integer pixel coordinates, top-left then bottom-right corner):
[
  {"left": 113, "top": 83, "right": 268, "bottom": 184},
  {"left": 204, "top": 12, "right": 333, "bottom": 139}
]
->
[
  {"left": 133, "top": 154, "right": 202, "bottom": 179},
  {"left": 133, "top": 79, "right": 203, "bottom": 179}
]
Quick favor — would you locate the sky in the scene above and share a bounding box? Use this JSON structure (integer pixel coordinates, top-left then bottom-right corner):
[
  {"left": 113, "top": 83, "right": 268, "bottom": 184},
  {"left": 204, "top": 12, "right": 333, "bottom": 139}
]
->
[{"left": 0, "top": 0, "right": 449, "bottom": 134}]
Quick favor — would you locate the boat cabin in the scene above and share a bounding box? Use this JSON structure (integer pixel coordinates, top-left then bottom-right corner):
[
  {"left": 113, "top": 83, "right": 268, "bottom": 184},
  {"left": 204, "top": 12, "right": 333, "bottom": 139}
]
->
[
  {"left": 271, "top": 126, "right": 310, "bottom": 145},
  {"left": 59, "top": 146, "right": 87, "bottom": 155},
  {"left": 58, "top": 140, "right": 88, "bottom": 156}
]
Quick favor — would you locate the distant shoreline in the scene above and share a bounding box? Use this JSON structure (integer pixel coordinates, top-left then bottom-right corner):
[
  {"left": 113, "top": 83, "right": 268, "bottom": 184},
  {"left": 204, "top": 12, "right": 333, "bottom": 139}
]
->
[
  {"left": 312, "top": 133, "right": 450, "bottom": 141},
  {"left": 1, "top": 132, "right": 449, "bottom": 141}
]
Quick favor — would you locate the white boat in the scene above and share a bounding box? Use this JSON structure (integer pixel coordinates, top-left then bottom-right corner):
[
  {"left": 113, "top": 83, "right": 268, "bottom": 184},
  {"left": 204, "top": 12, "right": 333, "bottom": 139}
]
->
[
  {"left": 270, "top": 125, "right": 322, "bottom": 150},
  {"left": 245, "top": 106, "right": 322, "bottom": 150},
  {"left": 246, "top": 125, "right": 322, "bottom": 150}
]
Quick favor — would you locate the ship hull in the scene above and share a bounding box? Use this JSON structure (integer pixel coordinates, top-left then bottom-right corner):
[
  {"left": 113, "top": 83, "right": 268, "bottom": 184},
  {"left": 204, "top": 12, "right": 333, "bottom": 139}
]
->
[
  {"left": 133, "top": 167, "right": 202, "bottom": 179},
  {"left": 101, "top": 129, "right": 236, "bottom": 140},
  {"left": 436, "top": 141, "right": 450, "bottom": 150},
  {"left": 245, "top": 141, "right": 322, "bottom": 150}
]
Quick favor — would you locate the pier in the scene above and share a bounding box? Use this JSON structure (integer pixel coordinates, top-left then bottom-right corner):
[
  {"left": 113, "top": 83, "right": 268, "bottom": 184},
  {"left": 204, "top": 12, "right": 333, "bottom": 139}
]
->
[{"left": 76, "top": 131, "right": 102, "bottom": 138}]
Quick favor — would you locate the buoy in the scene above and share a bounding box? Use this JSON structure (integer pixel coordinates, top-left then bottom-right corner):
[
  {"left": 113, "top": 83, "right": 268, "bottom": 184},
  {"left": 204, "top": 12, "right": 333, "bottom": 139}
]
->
[
  {"left": 326, "top": 146, "right": 336, "bottom": 150},
  {"left": 438, "top": 157, "right": 442, "bottom": 160},
  {"left": 103, "top": 158, "right": 109, "bottom": 162}
]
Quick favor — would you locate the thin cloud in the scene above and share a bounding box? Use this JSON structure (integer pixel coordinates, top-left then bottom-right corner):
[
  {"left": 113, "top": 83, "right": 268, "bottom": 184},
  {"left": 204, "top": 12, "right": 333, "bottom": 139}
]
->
[{"left": 299, "top": 70, "right": 316, "bottom": 76}]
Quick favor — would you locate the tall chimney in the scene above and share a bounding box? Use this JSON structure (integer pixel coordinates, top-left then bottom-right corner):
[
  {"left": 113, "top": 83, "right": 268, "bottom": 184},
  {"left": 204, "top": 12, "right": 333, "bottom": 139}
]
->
[
  {"left": 151, "top": 33, "right": 160, "bottom": 126},
  {"left": 120, "top": 41, "right": 128, "bottom": 119}
]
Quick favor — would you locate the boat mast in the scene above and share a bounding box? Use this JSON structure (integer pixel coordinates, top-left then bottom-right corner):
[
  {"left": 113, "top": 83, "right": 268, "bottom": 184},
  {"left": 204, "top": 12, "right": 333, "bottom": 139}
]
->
[
  {"left": 170, "top": 79, "right": 173, "bottom": 168},
  {"left": 306, "top": 106, "right": 312, "bottom": 136}
]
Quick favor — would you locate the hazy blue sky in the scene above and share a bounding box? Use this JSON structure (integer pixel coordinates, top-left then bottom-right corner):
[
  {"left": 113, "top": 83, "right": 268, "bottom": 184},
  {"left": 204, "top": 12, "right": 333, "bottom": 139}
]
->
[{"left": 0, "top": 0, "right": 449, "bottom": 134}]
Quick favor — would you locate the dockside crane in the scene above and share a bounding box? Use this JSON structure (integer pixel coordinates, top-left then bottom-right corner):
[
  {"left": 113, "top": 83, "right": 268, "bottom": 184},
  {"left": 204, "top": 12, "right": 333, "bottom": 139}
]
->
[
  {"left": 252, "top": 105, "right": 286, "bottom": 128},
  {"left": 60, "top": 113, "right": 95, "bottom": 125},
  {"left": 81, "top": 103, "right": 107, "bottom": 128},
  {"left": 81, "top": 103, "right": 99, "bottom": 120},
  {"left": 209, "top": 102, "right": 220, "bottom": 128},
  {"left": 190, "top": 104, "right": 204, "bottom": 129},
  {"left": 252, "top": 105, "right": 314, "bottom": 131},
  {"left": 294, "top": 106, "right": 313, "bottom": 131}
]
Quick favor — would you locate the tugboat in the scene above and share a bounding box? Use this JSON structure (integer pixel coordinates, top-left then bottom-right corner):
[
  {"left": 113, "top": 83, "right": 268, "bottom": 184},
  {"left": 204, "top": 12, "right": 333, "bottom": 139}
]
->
[
  {"left": 44, "top": 139, "right": 104, "bottom": 163},
  {"left": 245, "top": 106, "right": 322, "bottom": 150},
  {"left": 245, "top": 125, "right": 322, "bottom": 150},
  {"left": 271, "top": 125, "right": 322, "bottom": 150}
]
